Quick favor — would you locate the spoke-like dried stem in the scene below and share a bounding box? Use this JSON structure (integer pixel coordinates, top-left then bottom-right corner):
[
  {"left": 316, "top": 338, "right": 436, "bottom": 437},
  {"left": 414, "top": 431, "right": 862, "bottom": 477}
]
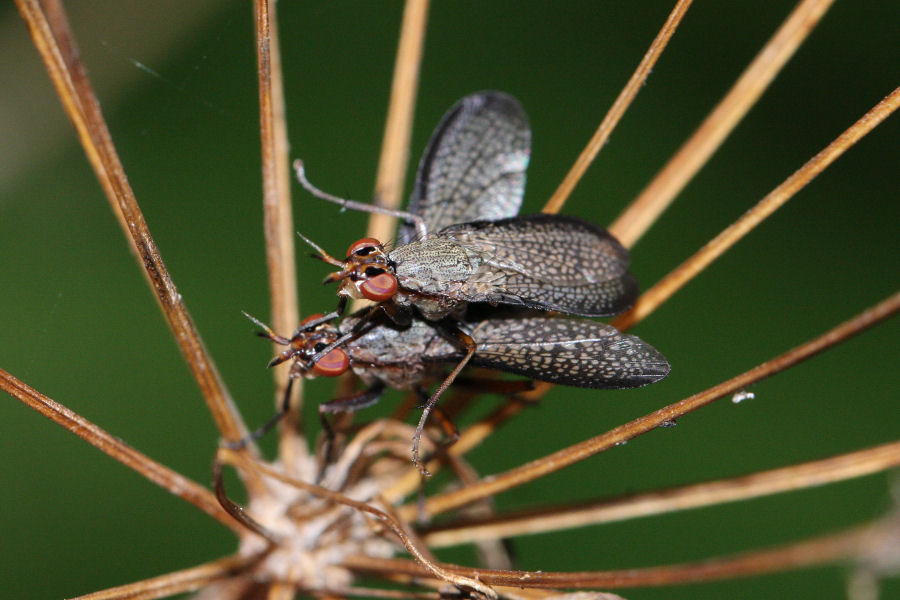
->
[
  {"left": 542, "top": 0, "right": 693, "bottom": 215},
  {"left": 423, "top": 440, "right": 900, "bottom": 547},
  {"left": 317, "top": 586, "right": 442, "bottom": 600},
  {"left": 614, "top": 84, "right": 900, "bottom": 331},
  {"left": 71, "top": 553, "right": 258, "bottom": 600},
  {"left": 253, "top": 0, "right": 305, "bottom": 465},
  {"left": 15, "top": 0, "right": 250, "bottom": 447},
  {"left": 609, "top": 0, "right": 835, "bottom": 248},
  {"left": 407, "top": 291, "right": 899, "bottom": 518},
  {"left": 0, "top": 368, "right": 241, "bottom": 534},
  {"left": 346, "top": 522, "right": 878, "bottom": 588},
  {"left": 365, "top": 0, "right": 430, "bottom": 246}
]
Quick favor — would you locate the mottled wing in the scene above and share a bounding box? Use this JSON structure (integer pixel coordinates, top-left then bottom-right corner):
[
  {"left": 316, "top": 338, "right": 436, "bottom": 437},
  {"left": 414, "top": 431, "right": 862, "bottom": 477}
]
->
[
  {"left": 426, "top": 317, "right": 670, "bottom": 389},
  {"left": 399, "top": 91, "right": 531, "bottom": 244},
  {"left": 440, "top": 214, "right": 638, "bottom": 316}
]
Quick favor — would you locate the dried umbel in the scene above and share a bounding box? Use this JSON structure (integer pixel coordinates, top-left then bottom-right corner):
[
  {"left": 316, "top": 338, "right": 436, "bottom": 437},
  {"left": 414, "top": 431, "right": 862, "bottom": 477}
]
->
[{"left": 7, "top": 1, "right": 899, "bottom": 599}]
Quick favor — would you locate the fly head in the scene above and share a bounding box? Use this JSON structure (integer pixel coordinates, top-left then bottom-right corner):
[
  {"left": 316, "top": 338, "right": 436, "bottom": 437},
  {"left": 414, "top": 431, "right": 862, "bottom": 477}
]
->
[
  {"left": 326, "top": 237, "right": 400, "bottom": 303},
  {"left": 256, "top": 313, "right": 351, "bottom": 379}
]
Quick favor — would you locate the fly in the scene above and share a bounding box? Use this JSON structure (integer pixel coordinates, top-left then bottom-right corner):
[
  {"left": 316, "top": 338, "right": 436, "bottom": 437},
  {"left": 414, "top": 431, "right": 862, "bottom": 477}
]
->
[
  {"left": 248, "top": 309, "right": 670, "bottom": 473},
  {"left": 294, "top": 91, "right": 637, "bottom": 325}
]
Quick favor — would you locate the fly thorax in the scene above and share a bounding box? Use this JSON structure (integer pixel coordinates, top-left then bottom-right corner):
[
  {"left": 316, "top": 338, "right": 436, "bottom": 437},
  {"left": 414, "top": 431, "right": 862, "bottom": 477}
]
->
[{"left": 390, "top": 239, "right": 479, "bottom": 294}]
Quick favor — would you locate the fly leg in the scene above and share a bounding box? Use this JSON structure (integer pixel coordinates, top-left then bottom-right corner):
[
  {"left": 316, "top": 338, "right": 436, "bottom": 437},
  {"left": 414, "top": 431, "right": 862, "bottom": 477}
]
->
[
  {"left": 317, "top": 381, "right": 386, "bottom": 478},
  {"left": 225, "top": 377, "right": 296, "bottom": 450},
  {"left": 411, "top": 388, "right": 461, "bottom": 466},
  {"left": 374, "top": 300, "right": 412, "bottom": 326},
  {"left": 289, "top": 296, "right": 348, "bottom": 336},
  {"left": 429, "top": 402, "right": 461, "bottom": 445},
  {"left": 413, "top": 378, "right": 536, "bottom": 472},
  {"left": 412, "top": 324, "right": 476, "bottom": 477}
]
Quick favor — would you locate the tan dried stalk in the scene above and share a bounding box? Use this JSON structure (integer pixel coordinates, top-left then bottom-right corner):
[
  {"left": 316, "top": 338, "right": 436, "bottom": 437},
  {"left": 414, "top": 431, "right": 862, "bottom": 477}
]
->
[
  {"left": 610, "top": 0, "right": 836, "bottom": 248},
  {"left": 366, "top": 0, "right": 430, "bottom": 245},
  {"left": 15, "top": 0, "right": 251, "bottom": 448},
  {"left": 614, "top": 84, "right": 900, "bottom": 331},
  {"left": 422, "top": 439, "right": 900, "bottom": 547},
  {"left": 344, "top": 0, "right": 429, "bottom": 407},
  {"left": 380, "top": 1, "right": 890, "bottom": 498},
  {"left": 253, "top": 0, "right": 304, "bottom": 460},
  {"left": 343, "top": 521, "right": 879, "bottom": 588},
  {"left": 71, "top": 554, "right": 259, "bottom": 600},
  {"left": 542, "top": 0, "right": 693, "bottom": 215},
  {"left": 0, "top": 367, "right": 239, "bottom": 533}
]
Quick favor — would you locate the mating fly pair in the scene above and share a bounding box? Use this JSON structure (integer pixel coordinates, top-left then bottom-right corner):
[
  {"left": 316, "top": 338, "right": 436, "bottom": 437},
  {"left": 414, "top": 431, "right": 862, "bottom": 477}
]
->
[{"left": 250, "top": 92, "right": 670, "bottom": 471}]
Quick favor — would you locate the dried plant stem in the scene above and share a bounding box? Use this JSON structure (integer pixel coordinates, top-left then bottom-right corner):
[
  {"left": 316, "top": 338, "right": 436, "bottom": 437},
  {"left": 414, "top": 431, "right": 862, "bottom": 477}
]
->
[
  {"left": 408, "top": 291, "right": 900, "bottom": 519},
  {"left": 315, "top": 587, "right": 442, "bottom": 600},
  {"left": 15, "top": 0, "right": 250, "bottom": 447},
  {"left": 71, "top": 553, "right": 258, "bottom": 600},
  {"left": 609, "top": 0, "right": 835, "bottom": 248},
  {"left": 253, "top": 0, "right": 305, "bottom": 465},
  {"left": 345, "top": 522, "right": 876, "bottom": 588},
  {"left": 542, "top": 0, "right": 693, "bottom": 215},
  {"left": 614, "top": 84, "right": 900, "bottom": 331},
  {"left": 365, "top": 0, "right": 430, "bottom": 245},
  {"left": 423, "top": 439, "right": 900, "bottom": 547},
  {"left": 0, "top": 367, "right": 240, "bottom": 533}
]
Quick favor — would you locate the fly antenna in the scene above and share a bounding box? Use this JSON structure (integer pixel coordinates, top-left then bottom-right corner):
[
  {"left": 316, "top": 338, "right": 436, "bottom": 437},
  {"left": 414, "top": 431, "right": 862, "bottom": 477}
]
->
[
  {"left": 293, "top": 159, "right": 428, "bottom": 240},
  {"left": 297, "top": 232, "right": 345, "bottom": 268},
  {"left": 242, "top": 311, "right": 290, "bottom": 345}
]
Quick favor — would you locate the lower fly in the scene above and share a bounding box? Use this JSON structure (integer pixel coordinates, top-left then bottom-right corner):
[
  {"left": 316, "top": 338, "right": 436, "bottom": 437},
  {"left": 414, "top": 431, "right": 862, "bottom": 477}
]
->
[{"left": 243, "top": 309, "right": 670, "bottom": 475}]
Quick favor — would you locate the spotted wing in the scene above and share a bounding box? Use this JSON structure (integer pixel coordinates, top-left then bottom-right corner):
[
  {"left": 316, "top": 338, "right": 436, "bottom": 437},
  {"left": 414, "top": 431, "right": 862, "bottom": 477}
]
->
[
  {"left": 426, "top": 316, "right": 670, "bottom": 389},
  {"left": 439, "top": 214, "right": 639, "bottom": 316},
  {"left": 399, "top": 91, "right": 530, "bottom": 244}
]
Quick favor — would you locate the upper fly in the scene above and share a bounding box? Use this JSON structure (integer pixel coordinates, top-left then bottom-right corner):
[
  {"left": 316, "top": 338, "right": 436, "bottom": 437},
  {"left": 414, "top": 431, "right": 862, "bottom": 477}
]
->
[{"left": 295, "top": 91, "right": 637, "bottom": 323}]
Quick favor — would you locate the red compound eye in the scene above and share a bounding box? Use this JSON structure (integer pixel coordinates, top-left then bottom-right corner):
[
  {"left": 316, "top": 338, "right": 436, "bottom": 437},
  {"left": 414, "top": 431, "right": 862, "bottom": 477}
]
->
[
  {"left": 360, "top": 272, "right": 398, "bottom": 302},
  {"left": 313, "top": 348, "right": 350, "bottom": 377},
  {"left": 300, "top": 313, "right": 325, "bottom": 326},
  {"left": 346, "top": 237, "right": 382, "bottom": 258}
]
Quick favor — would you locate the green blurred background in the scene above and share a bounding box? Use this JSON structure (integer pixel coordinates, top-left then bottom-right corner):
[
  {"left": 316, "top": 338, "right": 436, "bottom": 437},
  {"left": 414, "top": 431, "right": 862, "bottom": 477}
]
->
[{"left": 1, "top": 1, "right": 898, "bottom": 598}]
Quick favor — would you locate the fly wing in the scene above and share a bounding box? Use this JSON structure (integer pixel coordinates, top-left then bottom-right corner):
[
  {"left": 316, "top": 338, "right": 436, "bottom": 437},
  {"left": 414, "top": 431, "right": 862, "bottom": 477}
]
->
[
  {"left": 426, "top": 316, "right": 670, "bottom": 389},
  {"left": 400, "top": 91, "right": 531, "bottom": 244},
  {"left": 439, "top": 214, "right": 638, "bottom": 316}
]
